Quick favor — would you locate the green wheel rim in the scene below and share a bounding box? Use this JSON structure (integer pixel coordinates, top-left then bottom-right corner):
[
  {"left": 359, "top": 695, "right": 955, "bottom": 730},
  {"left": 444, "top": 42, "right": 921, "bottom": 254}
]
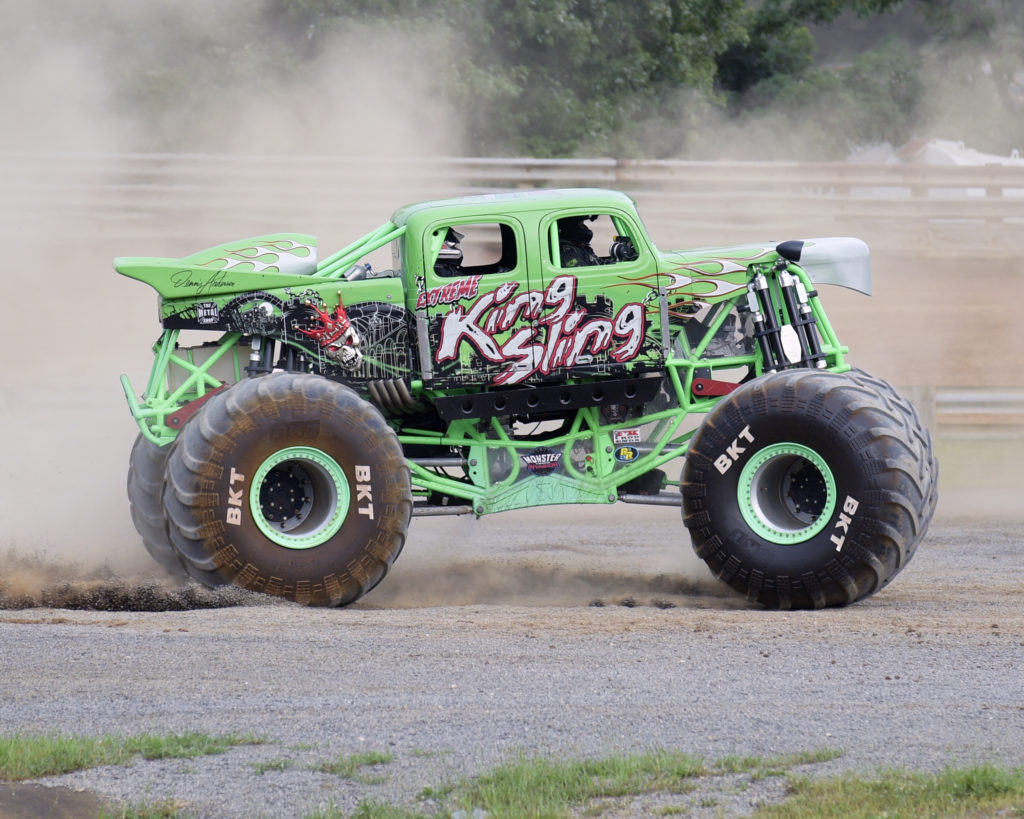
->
[
  {"left": 737, "top": 442, "right": 836, "bottom": 545},
  {"left": 250, "top": 446, "right": 349, "bottom": 550}
]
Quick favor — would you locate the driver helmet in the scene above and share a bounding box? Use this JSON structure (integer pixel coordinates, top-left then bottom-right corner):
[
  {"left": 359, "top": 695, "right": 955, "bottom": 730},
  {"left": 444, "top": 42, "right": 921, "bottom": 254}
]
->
[
  {"left": 558, "top": 215, "right": 595, "bottom": 246},
  {"left": 437, "top": 227, "right": 464, "bottom": 264}
]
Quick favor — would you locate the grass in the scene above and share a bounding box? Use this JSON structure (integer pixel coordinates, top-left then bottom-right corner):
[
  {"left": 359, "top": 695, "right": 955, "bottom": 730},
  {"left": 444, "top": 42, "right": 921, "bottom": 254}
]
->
[
  {"left": 716, "top": 748, "right": 845, "bottom": 780},
  {"left": 103, "top": 800, "right": 189, "bottom": 819},
  {"left": 251, "top": 748, "right": 398, "bottom": 781},
  {"left": 313, "top": 749, "right": 395, "bottom": 782},
  {"left": 362, "top": 749, "right": 1022, "bottom": 819},
  {"left": 451, "top": 749, "right": 708, "bottom": 816},
  {"left": 0, "top": 730, "right": 264, "bottom": 781},
  {"left": 438, "top": 749, "right": 844, "bottom": 817},
  {"left": 417, "top": 783, "right": 455, "bottom": 800},
  {"left": 249, "top": 757, "right": 297, "bottom": 775},
  {"left": 759, "top": 762, "right": 1024, "bottom": 818},
  {"left": 300, "top": 748, "right": 839, "bottom": 818},
  {"left": 4, "top": 732, "right": 1020, "bottom": 819}
]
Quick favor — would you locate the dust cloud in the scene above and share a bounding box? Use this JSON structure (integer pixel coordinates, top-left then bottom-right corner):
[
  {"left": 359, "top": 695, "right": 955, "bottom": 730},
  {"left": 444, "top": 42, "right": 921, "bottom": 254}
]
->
[
  {"left": 0, "top": 0, "right": 462, "bottom": 157},
  {"left": 0, "top": 505, "right": 743, "bottom": 612},
  {"left": 0, "top": 0, "right": 466, "bottom": 606},
  {"left": 0, "top": 1, "right": 715, "bottom": 611},
  {"left": 360, "top": 507, "right": 748, "bottom": 611},
  {"left": 0, "top": 549, "right": 268, "bottom": 611}
]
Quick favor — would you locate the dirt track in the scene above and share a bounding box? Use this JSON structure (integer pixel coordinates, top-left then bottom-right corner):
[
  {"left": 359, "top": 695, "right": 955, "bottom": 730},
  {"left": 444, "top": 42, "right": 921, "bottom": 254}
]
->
[{"left": 1, "top": 502, "right": 1022, "bottom": 818}]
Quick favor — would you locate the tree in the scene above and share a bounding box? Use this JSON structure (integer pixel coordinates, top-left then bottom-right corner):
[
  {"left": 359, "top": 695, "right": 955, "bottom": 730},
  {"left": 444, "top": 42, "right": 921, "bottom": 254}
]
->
[
  {"left": 80, "top": 0, "right": 1024, "bottom": 158},
  {"left": 715, "top": 0, "right": 908, "bottom": 99},
  {"left": 273, "top": 0, "right": 747, "bottom": 156},
  {"left": 712, "top": 0, "right": 1024, "bottom": 158}
]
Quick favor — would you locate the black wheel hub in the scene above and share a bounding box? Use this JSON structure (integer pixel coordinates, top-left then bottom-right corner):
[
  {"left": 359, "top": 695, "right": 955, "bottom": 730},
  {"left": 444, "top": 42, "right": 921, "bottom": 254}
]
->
[
  {"left": 783, "top": 459, "right": 828, "bottom": 522},
  {"left": 259, "top": 465, "right": 312, "bottom": 524}
]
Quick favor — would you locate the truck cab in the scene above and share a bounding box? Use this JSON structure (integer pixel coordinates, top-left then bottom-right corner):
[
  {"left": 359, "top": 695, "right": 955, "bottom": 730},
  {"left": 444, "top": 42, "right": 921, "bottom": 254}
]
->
[{"left": 392, "top": 189, "right": 666, "bottom": 390}]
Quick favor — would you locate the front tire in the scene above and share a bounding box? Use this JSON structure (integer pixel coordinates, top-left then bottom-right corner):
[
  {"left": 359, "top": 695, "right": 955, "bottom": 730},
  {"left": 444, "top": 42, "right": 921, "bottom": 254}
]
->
[
  {"left": 127, "top": 434, "right": 187, "bottom": 578},
  {"left": 682, "top": 368, "right": 937, "bottom": 609},
  {"left": 163, "top": 373, "right": 411, "bottom": 606}
]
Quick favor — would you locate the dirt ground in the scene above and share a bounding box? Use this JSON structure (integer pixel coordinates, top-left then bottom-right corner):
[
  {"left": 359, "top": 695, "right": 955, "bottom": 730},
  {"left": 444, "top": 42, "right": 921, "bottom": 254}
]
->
[{"left": 0, "top": 502, "right": 1021, "bottom": 818}]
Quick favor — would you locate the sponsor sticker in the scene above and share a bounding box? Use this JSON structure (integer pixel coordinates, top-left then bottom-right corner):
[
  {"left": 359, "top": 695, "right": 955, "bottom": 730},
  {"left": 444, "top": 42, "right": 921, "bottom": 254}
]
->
[
  {"left": 434, "top": 273, "right": 647, "bottom": 386},
  {"left": 614, "top": 445, "right": 640, "bottom": 463},
  {"left": 196, "top": 302, "right": 221, "bottom": 325},
  {"left": 612, "top": 427, "right": 642, "bottom": 445},
  {"left": 416, "top": 275, "right": 483, "bottom": 308},
  {"left": 521, "top": 446, "right": 561, "bottom": 476}
]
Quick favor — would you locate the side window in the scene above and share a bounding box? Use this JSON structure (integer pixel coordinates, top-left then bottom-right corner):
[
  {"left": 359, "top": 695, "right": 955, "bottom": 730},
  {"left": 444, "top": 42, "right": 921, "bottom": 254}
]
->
[
  {"left": 551, "top": 213, "right": 640, "bottom": 269},
  {"left": 430, "top": 222, "right": 519, "bottom": 278}
]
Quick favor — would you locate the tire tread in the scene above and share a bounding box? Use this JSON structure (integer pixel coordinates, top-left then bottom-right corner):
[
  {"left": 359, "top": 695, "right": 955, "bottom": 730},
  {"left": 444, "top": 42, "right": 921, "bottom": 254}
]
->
[{"left": 126, "top": 434, "right": 187, "bottom": 577}]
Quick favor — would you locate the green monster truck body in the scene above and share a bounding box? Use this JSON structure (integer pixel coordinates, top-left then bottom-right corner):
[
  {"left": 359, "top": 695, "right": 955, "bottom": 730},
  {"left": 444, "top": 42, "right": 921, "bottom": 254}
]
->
[{"left": 117, "top": 188, "right": 937, "bottom": 608}]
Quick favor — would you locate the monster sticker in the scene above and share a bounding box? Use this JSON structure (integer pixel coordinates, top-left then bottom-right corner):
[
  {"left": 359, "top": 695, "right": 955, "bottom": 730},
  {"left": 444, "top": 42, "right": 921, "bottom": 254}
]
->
[
  {"left": 521, "top": 446, "right": 561, "bottom": 476},
  {"left": 295, "top": 298, "right": 362, "bottom": 370}
]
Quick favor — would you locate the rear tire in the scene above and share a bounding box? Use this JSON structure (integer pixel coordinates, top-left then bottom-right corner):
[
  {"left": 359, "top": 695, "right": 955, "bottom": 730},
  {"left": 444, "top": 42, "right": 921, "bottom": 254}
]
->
[
  {"left": 127, "top": 434, "right": 187, "bottom": 578},
  {"left": 162, "top": 372, "right": 411, "bottom": 606},
  {"left": 681, "top": 368, "right": 937, "bottom": 609}
]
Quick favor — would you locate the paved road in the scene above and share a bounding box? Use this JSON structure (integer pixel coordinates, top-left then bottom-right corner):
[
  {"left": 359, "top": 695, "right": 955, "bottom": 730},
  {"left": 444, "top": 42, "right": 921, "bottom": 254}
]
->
[{"left": 0, "top": 505, "right": 1022, "bottom": 818}]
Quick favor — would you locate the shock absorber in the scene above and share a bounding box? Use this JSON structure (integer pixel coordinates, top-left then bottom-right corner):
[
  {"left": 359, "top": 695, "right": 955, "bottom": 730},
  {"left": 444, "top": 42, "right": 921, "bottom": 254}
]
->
[
  {"left": 776, "top": 263, "right": 826, "bottom": 368},
  {"left": 278, "top": 345, "right": 309, "bottom": 373},
  {"left": 746, "top": 285, "right": 777, "bottom": 373},
  {"left": 245, "top": 336, "right": 275, "bottom": 377},
  {"left": 748, "top": 272, "right": 787, "bottom": 372}
]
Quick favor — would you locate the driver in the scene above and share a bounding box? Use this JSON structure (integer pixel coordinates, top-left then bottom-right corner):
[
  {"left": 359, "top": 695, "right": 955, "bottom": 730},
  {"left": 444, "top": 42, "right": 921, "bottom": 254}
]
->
[
  {"left": 434, "top": 227, "right": 465, "bottom": 277},
  {"left": 558, "top": 216, "right": 601, "bottom": 268},
  {"left": 558, "top": 216, "right": 639, "bottom": 268}
]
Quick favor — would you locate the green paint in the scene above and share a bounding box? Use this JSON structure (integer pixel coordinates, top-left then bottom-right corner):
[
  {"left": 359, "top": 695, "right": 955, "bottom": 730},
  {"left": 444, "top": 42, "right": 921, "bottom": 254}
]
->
[{"left": 738, "top": 442, "right": 837, "bottom": 544}]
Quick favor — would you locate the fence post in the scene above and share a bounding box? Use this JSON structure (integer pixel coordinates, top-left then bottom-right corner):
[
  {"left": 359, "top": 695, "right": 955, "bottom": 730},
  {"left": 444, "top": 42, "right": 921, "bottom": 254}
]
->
[{"left": 907, "top": 384, "right": 937, "bottom": 433}]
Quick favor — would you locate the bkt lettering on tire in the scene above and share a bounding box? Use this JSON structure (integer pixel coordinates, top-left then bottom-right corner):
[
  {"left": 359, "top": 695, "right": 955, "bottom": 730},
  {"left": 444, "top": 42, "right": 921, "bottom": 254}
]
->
[
  {"left": 226, "top": 467, "right": 246, "bottom": 526},
  {"left": 714, "top": 425, "right": 755, "bottom": 475}
]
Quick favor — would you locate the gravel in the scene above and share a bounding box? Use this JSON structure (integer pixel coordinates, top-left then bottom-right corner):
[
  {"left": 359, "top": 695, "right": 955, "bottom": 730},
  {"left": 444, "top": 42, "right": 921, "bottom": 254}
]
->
[{"left": 1, "top": 503, "right": 1022, "bottom": 818}]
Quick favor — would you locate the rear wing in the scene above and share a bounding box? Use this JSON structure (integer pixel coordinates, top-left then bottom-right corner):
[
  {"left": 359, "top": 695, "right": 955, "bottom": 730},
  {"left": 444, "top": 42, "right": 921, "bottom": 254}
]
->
[{"left": 114, "top": 234, "right": 318, "bottom": 298}]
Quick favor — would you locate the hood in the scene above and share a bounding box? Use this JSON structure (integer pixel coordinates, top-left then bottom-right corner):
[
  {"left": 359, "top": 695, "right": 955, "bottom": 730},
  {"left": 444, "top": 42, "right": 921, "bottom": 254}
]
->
[{"left": 659, "top": 237, "right": 872, "bottom": 296}]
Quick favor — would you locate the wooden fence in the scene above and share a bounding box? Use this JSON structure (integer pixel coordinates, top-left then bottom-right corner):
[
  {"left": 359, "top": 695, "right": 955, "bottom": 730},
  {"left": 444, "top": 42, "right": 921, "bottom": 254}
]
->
[
  {"left": 907, "top": 386, "right": 1024, "bottom": 439},
  {"left": 4, "top": 153, "right": 1024, "bottom": 256}
]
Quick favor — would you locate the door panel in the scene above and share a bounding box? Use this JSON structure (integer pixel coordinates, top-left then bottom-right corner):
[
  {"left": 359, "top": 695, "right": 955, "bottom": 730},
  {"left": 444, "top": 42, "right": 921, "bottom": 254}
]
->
[
  {"left": 531, "top": 211, "right": 665, "bottom": 382},
  {"left": 422, "top": 219, "right": 539, "bottom": 387}
]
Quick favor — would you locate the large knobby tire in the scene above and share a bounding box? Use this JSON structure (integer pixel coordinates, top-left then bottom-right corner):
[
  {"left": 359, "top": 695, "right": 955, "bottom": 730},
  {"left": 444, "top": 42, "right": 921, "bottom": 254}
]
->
[
  {"left": 127, "top": 434, "right": 187, "bottom": 578},
  {"left": 682, "top": 368, "right": 937, "bottom": 609},
  {"left": 162, "top": 372, "right": 412, "bottom": 606},
  {"left": 846, "top": 367, "right": 939, "bottom": 526}
]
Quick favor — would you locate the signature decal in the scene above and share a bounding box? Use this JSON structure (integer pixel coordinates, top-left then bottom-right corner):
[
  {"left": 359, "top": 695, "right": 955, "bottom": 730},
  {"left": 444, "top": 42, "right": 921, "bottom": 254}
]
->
[{"left": 171, "top": 269, "right": 237, "bottom": 296}]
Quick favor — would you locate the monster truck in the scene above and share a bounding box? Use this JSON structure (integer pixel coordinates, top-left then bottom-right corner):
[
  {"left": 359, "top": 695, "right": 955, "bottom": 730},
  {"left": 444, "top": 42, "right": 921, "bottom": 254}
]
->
[{"left": 116, "top": 188, "right": 937, "bottom": 609}]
